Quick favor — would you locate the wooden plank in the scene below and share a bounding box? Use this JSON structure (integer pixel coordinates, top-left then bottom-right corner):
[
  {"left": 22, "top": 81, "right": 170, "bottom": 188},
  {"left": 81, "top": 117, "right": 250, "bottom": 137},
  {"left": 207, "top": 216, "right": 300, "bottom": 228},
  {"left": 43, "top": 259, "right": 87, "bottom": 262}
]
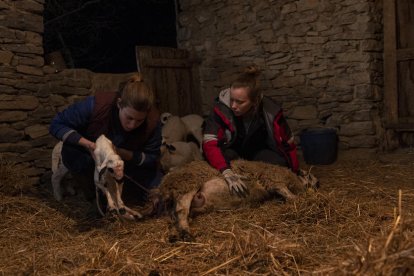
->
[
  {"left": 383, "top": 0, "right": 398, "bottom": 125},
  {"left": 398, "top": 61, "right": 414, "bottom": 118},
  {"left": 397, "top": 48, "right": 414, "bottom": 61},
  {"left": 135, "top": 46, "right": 202, "bottom": 115},
  {"left": 386, "top": 124, "right": 414, "bottom": 132},
  {"left": 135, "top": 47, "right": 151, "bottom": 73},
  {"left": 144, "top": 58, "right": 192, "bottom": 68},
  {"left": 396, "top": 0, "right": 414, "bottom": 121}
]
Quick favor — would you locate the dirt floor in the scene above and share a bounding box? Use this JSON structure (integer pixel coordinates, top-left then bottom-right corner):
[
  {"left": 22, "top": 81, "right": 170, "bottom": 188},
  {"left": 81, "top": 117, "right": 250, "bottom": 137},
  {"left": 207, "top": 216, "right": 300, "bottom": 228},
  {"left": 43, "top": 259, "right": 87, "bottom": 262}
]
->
[{"left": 1, "top": 149, "right": 414, "bottom": 275}]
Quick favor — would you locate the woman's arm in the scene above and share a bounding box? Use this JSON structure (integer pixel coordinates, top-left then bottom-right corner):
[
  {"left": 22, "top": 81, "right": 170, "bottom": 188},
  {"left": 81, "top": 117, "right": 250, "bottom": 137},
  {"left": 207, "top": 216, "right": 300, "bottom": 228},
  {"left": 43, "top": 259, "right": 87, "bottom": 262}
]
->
[
  {"left": 202, "top": 110, "right": 230, "bottom": 172},
  {"left": 117, "top": 122, "right": 162, "bottom": 168},
  {"left": 49, "top": 96, "right": 95, "bottom": 148}
]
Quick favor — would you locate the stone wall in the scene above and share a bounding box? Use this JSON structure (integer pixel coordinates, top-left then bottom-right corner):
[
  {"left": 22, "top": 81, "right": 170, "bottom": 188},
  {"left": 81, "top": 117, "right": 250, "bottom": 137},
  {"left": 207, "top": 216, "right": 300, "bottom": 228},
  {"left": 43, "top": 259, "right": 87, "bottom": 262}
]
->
[
  {"left": 0, "top": 0, "right": 386, "bottom": 184},
  {"left": 1, "top": 0, "right": 49, "bottom": 184},
  {"left": 176, "top": 0, "right": 384, "bottom": 149},
  {"left": 0, "top": 0, "right": 135, "bottom": 183}
]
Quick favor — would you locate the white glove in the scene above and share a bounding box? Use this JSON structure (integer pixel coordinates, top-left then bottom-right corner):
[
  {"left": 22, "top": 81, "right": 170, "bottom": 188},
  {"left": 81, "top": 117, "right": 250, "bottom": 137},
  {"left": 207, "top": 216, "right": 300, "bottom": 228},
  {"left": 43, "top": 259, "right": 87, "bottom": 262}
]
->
[{"left": 222, "top": 169, "right": 249, "bottom": 197}]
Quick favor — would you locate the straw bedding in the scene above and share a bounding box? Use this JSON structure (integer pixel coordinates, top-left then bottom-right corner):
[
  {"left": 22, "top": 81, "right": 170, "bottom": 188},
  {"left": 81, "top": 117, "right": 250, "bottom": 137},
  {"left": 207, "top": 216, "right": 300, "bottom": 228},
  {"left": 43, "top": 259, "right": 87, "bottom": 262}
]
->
[{"left": 1, "top": 152, "right": 414, "bottom": 275}]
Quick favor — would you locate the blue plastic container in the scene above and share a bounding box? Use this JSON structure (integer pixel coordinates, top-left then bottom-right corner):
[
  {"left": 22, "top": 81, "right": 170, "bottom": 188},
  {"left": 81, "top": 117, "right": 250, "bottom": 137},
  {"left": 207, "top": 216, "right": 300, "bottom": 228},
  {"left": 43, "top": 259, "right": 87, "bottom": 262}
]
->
[{"left": 300, "top": 128, "right": 338, "bottom": 165}]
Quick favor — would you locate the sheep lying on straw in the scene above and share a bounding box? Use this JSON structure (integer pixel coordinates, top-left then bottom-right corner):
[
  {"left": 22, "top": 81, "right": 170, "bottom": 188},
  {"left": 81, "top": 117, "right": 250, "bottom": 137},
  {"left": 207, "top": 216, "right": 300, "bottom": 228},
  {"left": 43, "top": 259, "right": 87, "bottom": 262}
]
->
[{"left": 147, "top": 160, "right": 318, "bottom": 242}]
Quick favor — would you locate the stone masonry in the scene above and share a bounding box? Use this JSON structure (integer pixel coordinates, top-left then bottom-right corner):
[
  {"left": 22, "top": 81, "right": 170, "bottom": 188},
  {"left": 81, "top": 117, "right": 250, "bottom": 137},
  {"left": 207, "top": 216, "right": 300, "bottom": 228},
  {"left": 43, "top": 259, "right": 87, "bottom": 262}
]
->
[
  {"left": 176, "top": 0, "right": 384, "bottom": 150},
  {"left": 1, "top": 0, "right": 384, "bottom": 184},
  {"left": 0, "top": 0, "right": 135, "bottom": 184}
]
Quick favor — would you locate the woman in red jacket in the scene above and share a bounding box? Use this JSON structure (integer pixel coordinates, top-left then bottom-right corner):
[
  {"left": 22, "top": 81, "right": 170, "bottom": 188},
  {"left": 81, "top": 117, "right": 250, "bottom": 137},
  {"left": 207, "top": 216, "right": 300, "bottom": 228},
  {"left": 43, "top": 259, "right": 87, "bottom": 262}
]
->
[{"left": 202, "top": 65, "right": 299, "bottom": 197}]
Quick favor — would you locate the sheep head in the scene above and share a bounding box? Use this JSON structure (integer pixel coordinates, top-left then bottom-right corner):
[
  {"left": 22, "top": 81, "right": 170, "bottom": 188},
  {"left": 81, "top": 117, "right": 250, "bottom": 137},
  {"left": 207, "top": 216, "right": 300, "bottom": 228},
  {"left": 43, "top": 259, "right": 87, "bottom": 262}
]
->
[{"left": 94, "top": 135, "right": 124, "bottom": 181}]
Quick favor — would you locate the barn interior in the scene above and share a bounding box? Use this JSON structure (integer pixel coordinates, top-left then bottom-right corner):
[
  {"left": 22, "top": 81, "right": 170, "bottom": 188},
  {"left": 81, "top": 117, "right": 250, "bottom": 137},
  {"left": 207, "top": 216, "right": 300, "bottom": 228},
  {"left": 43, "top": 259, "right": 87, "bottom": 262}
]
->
[{"left": 1, "top": 0, "right": 414, "bottom": 274}]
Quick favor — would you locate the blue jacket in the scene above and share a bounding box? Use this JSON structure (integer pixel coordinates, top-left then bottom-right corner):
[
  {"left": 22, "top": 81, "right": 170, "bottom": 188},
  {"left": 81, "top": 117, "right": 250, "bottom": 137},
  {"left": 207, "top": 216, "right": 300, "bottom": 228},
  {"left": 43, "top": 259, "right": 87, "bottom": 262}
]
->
[{"left": 49, "top": 93, "right": 162, "bottom": 168}]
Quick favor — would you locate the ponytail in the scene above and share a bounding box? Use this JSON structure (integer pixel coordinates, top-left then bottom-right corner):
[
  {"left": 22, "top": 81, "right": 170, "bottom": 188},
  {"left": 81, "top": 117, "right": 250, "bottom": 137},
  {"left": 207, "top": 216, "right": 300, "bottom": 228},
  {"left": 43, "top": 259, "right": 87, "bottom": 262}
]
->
[
  {"left": 118, "top": 73, "right": 154, "bottom": 112},
  {"left": 231, "top": 64, "right": 262, "bottom": 107}
]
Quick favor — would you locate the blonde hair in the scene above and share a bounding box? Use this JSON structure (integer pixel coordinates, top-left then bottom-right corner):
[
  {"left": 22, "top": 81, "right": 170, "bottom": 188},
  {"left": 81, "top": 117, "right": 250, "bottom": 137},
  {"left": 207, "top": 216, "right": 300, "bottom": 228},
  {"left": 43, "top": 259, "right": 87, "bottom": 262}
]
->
[
  {"left": 231, "top": 65, "right": 262, "bottom": 107},
  {"left": 118, "top": 74, "right": 154, "bottom": 112}
]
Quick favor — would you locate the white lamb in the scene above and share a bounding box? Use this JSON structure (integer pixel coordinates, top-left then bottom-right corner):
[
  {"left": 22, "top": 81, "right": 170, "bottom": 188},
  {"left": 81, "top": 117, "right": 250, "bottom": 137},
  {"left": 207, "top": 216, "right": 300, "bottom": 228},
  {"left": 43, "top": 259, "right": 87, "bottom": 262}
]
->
[
  {"left": 51, "top": 141, "right": 73, "bottom": 201},
  {"left": 93, "top": 134, "right": 142, "bottom": 220},
  {"left": 51, "top": 135, "right": 142, "bottom": 220}
]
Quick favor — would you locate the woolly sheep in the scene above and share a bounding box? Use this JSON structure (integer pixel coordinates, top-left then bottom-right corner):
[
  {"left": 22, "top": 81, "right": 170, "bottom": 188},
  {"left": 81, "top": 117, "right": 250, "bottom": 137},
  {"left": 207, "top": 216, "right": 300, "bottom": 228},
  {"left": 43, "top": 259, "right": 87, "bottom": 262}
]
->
[
  {"left": 160, "top": 141, "right": 203, "bottom": 173},
  {"left": 161, "top": 113, "right": 204, "bottom": 147},
  {"left": 150, "top": 160, "right": 319, "bottom": 242}
]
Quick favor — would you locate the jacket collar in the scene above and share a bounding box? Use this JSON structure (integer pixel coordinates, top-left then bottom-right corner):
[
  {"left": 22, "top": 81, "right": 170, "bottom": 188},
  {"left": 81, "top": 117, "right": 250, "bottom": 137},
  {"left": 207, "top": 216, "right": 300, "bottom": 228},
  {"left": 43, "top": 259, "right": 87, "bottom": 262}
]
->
[{"left": 218, "top": 88, "right": 231, "bottom": 108}]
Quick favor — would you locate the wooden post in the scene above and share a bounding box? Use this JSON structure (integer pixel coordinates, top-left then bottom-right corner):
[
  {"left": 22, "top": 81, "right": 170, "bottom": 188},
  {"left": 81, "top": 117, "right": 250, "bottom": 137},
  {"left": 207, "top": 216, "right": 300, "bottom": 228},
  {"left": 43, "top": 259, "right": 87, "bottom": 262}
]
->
[{"left": 383, "top": 0, "right": 398, "bottom": 126}]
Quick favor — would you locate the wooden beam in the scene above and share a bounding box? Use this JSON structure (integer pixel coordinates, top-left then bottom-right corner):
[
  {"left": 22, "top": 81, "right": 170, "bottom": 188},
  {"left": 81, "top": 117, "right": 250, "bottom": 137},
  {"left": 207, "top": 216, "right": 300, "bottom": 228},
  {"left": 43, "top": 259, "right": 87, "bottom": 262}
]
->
[
  {"left": 143, "top": 58, "right": 193, "bottom": 69},
  {"left": 397, "top": 48, "right": 414, "bottom": 61},
  {"left": 383, "top": 0, "right": 398, "bottom": 125},
  {"left": 385, "top": 117, "right": 414, "bottom": 131}
]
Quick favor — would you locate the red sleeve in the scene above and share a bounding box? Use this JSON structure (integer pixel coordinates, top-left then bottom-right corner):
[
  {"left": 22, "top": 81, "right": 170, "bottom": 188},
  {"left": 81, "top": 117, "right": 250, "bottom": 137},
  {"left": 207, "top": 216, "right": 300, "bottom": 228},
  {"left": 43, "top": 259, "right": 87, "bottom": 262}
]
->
[
  {"left": 202, "top": 107, "right": 231, "bottom": 172},
  {"left": 273, "top": 112, "right": 299, "bottom": 173},
  {"left": 202, "top": 140, "right": 229, "bottom": 172}
]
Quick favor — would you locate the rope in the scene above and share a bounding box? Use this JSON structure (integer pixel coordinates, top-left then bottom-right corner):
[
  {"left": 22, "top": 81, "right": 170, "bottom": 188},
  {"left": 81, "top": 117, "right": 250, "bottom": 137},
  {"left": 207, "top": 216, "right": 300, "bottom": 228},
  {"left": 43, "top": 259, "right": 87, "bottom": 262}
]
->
[{"left": 123, "top": 174, "right": 151, "bottom": 194}]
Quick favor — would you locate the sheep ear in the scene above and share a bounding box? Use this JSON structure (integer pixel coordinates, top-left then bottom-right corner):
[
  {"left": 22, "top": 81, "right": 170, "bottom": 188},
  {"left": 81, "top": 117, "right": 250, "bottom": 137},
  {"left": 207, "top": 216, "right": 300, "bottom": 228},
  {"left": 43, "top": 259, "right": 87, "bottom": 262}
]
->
[
  {"left": 166, "top": 144, "right": 176, "bottom": 152},
  {"left": 160, "top": 112, "right": 172, "bottom": 125},
  {"left": 98, "top": 166, "right": 107, "bottom": 181}
]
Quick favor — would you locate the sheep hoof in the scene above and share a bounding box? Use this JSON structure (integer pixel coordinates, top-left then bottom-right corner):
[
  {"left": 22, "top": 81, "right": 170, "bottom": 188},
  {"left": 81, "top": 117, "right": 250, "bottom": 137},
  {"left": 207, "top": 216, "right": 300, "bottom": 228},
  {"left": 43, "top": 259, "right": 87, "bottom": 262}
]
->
[
  {"left": 180, "top": 230, "right": 194, "bottom": 242},
  {"left": 53, "top": 190, "right": 63, "bottom": 201},
  {"left": 133, "top": 213, "right": 143, "bottom": 221},
  {"left": 168, "top": 234, "right": 180, "bottom": 243},
  {"left": 66, "top": 185, "right": 76, "bottom": 196}
]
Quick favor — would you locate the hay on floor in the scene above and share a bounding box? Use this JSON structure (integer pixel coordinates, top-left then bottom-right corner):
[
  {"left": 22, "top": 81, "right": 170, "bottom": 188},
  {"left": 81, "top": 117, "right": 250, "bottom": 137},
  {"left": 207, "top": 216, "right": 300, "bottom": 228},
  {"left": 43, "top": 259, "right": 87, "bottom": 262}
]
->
[{"left": 1, "top": 154, "right": 414, "bottom": 275}]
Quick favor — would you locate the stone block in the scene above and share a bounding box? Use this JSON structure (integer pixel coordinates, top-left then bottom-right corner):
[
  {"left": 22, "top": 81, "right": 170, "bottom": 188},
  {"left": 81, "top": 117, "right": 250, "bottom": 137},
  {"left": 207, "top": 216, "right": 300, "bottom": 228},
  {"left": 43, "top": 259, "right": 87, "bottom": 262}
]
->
[
  {"left": 25, "top": 124, "right": 49, "bottom": 139},
  {"left": 0, "top": 95, "right": 39, "bottom": 110},
  {"left": 0, "top": 127, "right": 24, "bottom": 143},
  {"left": 0, "top": 50, "right": 13, "bottom": 65},
  {"left": 340, "top": 121, "right": 374, "bottom": 136},
  {"left": 0, "top": 111, "right": 27, "bottom": 122},
  {"left": 16, "top": 65, "right": 43, "bottom": 76},
  {"left": 0, "top": 141, "right": 32, "bottom": 153},
  {"left": 290, "top": 105, "right": 318, "bottom": 120}
]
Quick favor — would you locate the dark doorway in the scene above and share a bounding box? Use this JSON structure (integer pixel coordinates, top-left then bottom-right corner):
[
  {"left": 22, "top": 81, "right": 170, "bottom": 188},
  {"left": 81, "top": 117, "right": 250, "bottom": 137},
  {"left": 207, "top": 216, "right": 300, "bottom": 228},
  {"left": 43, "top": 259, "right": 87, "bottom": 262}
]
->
[{"left": 43, "top": 0, "right": 177, "bottom": 73}]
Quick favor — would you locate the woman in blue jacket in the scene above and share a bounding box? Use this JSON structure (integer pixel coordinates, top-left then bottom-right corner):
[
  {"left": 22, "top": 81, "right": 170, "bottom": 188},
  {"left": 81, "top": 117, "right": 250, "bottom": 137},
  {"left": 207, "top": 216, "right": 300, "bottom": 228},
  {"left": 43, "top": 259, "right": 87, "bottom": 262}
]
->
[{"left": 49, "top": 74, "right": 162, "bottom": 208}]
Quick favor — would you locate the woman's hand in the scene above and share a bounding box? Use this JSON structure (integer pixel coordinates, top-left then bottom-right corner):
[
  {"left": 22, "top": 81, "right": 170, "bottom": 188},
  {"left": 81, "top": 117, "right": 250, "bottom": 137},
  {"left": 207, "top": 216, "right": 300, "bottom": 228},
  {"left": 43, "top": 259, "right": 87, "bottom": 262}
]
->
[
  {"left": 115, "top": 146, "right": 133, "bottom": 161},
  {"left": 78, "top": 137, "right": 96, "bottom": 157}
]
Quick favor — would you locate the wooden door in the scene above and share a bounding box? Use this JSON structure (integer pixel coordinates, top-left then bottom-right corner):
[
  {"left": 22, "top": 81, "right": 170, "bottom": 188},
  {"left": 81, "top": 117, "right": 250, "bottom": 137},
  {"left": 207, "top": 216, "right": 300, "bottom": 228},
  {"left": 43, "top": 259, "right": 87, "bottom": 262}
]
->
[
  {"left": 384, "top": 0, "right": 414, "bottom": 131},
  {"left": 135, "top": 46, "right": 202, "bottom": 116}
]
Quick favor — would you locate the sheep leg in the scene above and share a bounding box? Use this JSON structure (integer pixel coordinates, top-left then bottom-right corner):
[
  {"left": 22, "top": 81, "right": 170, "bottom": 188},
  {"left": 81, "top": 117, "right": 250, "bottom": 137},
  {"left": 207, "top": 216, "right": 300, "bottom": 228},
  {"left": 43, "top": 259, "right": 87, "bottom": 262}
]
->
[
  {"left": 51, "top": 164, "right": 69, "bottom": 201},
  {"left": 98, "top": 184, "right": 118, "bottom": 214},
  {"left": 65, "top": 182, "right": 76, "bottom": 196},
  {"left": 170, "top": 190, "right": 198, "bottom": 242},
  {"left": 120, "top": 205, "right": 143, "bottom": 220},
  {"left": 275, "top": 186, "right": 297, "bottom": 201},
  {"left": 112, "top": 181, "right": 143, "bottom": 220}
]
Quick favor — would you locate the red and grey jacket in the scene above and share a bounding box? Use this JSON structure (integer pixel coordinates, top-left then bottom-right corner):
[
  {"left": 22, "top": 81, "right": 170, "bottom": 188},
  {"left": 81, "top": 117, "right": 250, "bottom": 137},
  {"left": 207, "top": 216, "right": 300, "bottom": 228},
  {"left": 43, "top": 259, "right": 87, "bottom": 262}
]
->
[{"left": 202, "top": 88, "right": 299, "bottom": 173}]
